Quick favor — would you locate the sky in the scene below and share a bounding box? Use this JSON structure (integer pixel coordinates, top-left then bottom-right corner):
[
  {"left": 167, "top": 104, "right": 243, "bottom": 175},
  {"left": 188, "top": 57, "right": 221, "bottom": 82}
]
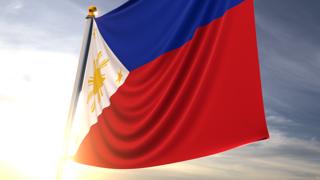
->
[{"left": 0, "top": 0, "right": 319, "bottom": 179}]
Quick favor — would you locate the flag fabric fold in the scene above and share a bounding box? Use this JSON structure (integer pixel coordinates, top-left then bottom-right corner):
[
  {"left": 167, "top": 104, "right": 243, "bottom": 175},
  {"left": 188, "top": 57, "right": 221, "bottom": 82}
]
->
[{"left": 74, "top": 0, "right": 269, "bottom": 169}]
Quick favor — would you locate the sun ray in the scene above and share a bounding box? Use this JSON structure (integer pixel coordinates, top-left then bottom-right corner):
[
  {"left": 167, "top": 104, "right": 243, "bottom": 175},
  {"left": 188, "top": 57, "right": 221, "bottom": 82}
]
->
[
  {"left": 87, "top": 91, "right": 94, "bottom": 104},
  {"left": 90, "top": 101, "right": 96, "bottom": 112},
  {"left": 97, "top": 51, "right": 102, "bottom": 59},
  {"left": 99, "top": 59, "right": 109, "bottom": 69},
  {"left": 88, "top": 78, "right": 94, "bottom": 85}
]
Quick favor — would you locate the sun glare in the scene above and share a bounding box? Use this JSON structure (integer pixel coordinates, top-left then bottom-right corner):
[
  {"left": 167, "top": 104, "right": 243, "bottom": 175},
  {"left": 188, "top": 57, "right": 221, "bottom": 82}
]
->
[{"left": 0, "top": 49, "right": 77, "bottom": 180}]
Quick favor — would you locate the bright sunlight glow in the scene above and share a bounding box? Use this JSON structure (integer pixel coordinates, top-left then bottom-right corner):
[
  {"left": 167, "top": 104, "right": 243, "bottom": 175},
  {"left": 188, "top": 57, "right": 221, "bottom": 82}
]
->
[
  {"left": 0, "top": 49, "right": 77, "bottom": 180},
  {"left": 0, "top": 48, "right": 229, "bottom": 180}
]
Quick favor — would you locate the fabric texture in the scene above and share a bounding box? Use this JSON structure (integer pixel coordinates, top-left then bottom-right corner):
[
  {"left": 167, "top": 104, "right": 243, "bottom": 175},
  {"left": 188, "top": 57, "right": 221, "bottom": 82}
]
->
[{"left": 74, "top": 0, "right": 269, "bottom": 169}]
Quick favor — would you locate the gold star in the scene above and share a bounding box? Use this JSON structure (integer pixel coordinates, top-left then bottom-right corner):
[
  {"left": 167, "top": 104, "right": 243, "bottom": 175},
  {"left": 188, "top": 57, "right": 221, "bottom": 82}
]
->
[
  {"left": 116, "top": 69, "right": 123, "bottom": 84},
  {"left": 93, "top": 28, "right": 97, "bottom": 39}
]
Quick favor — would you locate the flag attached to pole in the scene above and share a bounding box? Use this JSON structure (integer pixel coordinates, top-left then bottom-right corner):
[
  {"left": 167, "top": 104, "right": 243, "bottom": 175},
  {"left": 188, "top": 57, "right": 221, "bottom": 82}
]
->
[{"left": 73, "top": 0, "right": 269, "bottom": 169}]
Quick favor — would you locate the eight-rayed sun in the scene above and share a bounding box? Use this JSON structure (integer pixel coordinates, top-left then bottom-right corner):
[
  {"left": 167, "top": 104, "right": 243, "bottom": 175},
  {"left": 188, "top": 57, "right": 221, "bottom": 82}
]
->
[{"left": 87, "top": 51, "right": 109, "bottom": 112}]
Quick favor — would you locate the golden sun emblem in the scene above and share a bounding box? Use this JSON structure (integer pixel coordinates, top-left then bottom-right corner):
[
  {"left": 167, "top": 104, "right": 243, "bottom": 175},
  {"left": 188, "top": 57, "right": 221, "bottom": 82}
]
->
[{"left": 87, "top": 51, "right": 109, "bottom": 112}]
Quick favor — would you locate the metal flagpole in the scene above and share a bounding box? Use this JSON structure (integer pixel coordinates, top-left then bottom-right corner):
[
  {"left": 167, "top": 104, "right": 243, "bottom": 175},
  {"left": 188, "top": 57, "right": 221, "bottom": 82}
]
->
[{"left": 56, "top": 6, "right": 97, "bottom": 180}]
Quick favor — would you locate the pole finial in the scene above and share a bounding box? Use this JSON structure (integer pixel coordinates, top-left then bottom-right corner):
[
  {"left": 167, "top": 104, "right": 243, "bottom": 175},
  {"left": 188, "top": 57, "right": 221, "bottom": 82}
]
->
[{"left": 87, "top": 6, "right": 97, "bottom": 18}]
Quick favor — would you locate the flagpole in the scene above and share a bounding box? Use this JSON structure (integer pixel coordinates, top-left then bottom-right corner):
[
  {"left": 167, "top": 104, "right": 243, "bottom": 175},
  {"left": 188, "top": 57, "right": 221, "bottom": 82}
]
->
[{"left": 56, "top": 6, "right": 97, "bottom": 180}]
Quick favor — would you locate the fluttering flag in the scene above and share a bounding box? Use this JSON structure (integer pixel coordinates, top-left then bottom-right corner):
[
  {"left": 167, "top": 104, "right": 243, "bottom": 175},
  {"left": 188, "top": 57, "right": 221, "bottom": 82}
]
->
[{"left": 73, "top": 0, "right": 269, "bottom": 169}]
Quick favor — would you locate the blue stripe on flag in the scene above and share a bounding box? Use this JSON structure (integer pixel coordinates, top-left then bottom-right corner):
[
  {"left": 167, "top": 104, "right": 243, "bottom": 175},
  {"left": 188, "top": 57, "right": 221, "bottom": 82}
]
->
[{"left": 96, "top": 0, "right": 244, "bottom": 70}]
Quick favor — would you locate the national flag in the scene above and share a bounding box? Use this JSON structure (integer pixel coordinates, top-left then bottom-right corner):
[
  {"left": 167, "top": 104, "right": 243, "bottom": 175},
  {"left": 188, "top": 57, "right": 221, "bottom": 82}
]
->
[{"left": 73, "top": 0, "right": 269, "bottom": 169}]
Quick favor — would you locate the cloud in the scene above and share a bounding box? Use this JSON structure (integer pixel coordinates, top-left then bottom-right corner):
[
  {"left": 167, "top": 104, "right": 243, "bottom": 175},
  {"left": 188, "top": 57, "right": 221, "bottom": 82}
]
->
[
  {"left": 3, "top": 0, "right": 23, "bottom": 13},
  {"left": 0, "top": 0, "right": 85, "bottom": 53},
  {"left": 254, "top": 0, "right": 320, "bottom": 138},
  {"left": 0, "top": 0, "right": 130, "bottom": 54},
  {"left": 267, "top": 115, "right": 295, "bottom": 125}
]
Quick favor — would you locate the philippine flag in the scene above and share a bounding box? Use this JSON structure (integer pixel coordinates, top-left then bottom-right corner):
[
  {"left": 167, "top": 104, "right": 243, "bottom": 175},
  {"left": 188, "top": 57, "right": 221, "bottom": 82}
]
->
[{"left": 73, "top": 0, "right": 269, "bottom": 169}]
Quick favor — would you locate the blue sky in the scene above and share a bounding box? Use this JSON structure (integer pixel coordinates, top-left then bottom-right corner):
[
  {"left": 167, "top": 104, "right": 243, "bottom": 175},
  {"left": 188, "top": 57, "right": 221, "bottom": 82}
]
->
[{"left": 0, "top": 0, "right": 319, "bottom": 179}]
